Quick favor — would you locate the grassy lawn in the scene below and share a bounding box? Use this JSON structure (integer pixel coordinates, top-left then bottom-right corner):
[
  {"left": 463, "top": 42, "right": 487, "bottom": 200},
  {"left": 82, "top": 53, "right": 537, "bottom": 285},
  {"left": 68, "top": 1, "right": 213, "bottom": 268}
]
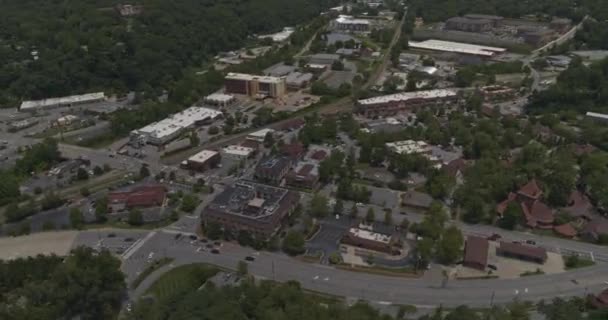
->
[
  {"left": 131, "top": 257, "right": 174, "bottom": 289},
  {"left": 564, "top": 255, "right": 595, "bottom": 270},
  {"left": 146, "top": 263, "right": 219, "bottom": 302}
]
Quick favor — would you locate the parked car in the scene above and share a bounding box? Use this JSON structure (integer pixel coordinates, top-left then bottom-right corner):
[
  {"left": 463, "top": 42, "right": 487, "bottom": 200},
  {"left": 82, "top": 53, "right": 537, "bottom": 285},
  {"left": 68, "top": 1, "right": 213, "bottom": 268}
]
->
[
  {"left": 488, "top": 264, "right": 498, "bottom": 270},
  {"left": 245, "top": 256, "right": 255, "bottom": 262},
  {"left": 211, "top": 249, "right": 220, "bottom": 254},
  {"left": 487, "top": 233, "right": 502, "bottom": 241},
  {"left": 189, "top": 235, "right": 197, "bottom": 241},
  {"left": 526, "top": 240, "right": 536, "bottom": 245}
]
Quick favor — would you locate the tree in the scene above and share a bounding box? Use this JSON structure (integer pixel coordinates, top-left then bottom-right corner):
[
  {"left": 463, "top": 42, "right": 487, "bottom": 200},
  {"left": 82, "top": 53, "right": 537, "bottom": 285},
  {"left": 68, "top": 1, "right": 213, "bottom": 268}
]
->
[
  {"left": 206, "top": 222, "right": 223, "bottom": 240},
  {"left": 282, "top": 231, "right": 305, "bottom": 256},
  {"left": 237, "top": 260, "right": 248, "bottom": 276},
  {"left": 397, "top": 305, "right": 418, "bottom": 319},
  {"left": 437, "top": 225, "right": 464, "bottom": 265},
  {"left": 95, "top": 197, "right": 108, "bottom": 222},
  {"left": 181, "top": 194, "right": 199, "bottom": 213},
  {"left": 263, "top": 132, "right": 275, "bottom": 148},
  {"left": 76, "top": 168, "right": 89, "bottom": 181},
  {"left": 499, "top": 202, "right": 522, "bottom": 230},
  {"left": 42, "top": 221, "right": 56, "bottom": 231},
  {"left": 80, "top": 187, "right": 90, "bottom": 197},
  {"left": 189, "top": 130, "right": 200, "bottom": 147},
  {"left": 93, "top": 165, "right": 104, "bottom": 176},
  {"left": 333, "top": 198, "right": 344, "bottom": 216},
  {"left": 349, "top": 203, "right": 358, "bottom": 219},
  {"left": 128, "top": 208, "right": 144, "bottom": 226},
  {"left": 237, "top": 230, "right": 254, "bottom": 247},
  {"left": 41, "top": 192, "right": 64, "bottom": 211},
  {"left": 309, "top": 193, "right": 329, "bottom": 218},
  {"left": 331, "top": 60, "right": 344, "bottom": 71},
  {"left": 208, "top": 126, "right": 219, "bottom": 135},
  {"left": 139, "top": 165, "right": 150, "bottom": 178},
  {"left": 365, "top": 207, "right": 376, "bottom": 223},
  {"left": 384, "top": 210, "right": 393, "bottom": 225},
  {"left": 69, "top": 207, "right": 84, "bottom": 229},
  {"left": 400, "top": 218, "right": 410, "bottom": 232}
]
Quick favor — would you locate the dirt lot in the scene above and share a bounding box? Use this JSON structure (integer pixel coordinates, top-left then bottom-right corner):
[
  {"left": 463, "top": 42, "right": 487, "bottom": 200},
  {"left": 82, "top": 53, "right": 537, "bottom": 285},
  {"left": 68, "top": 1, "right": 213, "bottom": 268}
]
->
[{"left": 0, "top": 231, "right": 78, "bottom": 260}]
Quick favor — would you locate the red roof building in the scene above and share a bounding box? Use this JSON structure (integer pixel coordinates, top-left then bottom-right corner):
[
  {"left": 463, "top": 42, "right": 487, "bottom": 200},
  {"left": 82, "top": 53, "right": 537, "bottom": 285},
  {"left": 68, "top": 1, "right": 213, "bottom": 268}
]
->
[
  {"left": 564, "top": 190, "right": 593, "bottom": 220},
  {"left": 463, "top": 236, "right": 489, "bottom": 270},
  {"left": 592, "top": 289, "right": 608, "bottom": 308},
  {"left": 108, "top": 185, "right": 167, "bottom": 213},
  {"left": 554, "top": 223, "right": 577, "bottom": 238},
  {"left": 517, "top": 179, "right": 543, "bottom": 203},
  {"left": 280, "top": 141, "right": 306, "bottom": 160},
  {"left": 309, "top": 149, "right": 328, "bottom": 161},
  {"left": 442, "top": 158, "right": 467, "bottom": 179},
  {"left": 496, "top": 241, "right": 547, "bottom": 264},
  {"left": 581, "top": 218, "right": 608, "bottom": 243},
  {"left": 521, "top": 200, "right": 554, "bottom": 229},
  {"left": 276, "top": 118, "right": 305, "bottom": 131},
  {"left": 496, "top": 192, "right": 517, "bottom": 215}
]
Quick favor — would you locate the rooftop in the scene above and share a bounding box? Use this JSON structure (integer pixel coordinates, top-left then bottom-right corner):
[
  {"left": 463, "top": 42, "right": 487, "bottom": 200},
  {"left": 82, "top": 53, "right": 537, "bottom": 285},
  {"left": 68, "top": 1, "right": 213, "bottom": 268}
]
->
[
  {"left": 348, "top": 227, "right": 391, "bottom": 244},
  {"left": 586, "top": 112, "right": 608, "bottom": 120},
  {"left": 335, "top": 15, "right": 370, "bottom": 25},
  {"left": 358, "top": 89, "right": 459, "bottom": 105},
  {"left": 206, "top": 180, "right": 292, "bottom": 219},
  {"left": 258, "top": 27, "right": 295, "bottom": 42},
  {"left": 222, "top": 145, "right": 255, "bottom": 156},
  {"left": 409, "top": 39, "right": 506, "bottom": 57},
  {"left": 226, "top": 72, "right": 285, "bottom": 84},
  {"left": 134, "top": 106, "right": 222, "bottom": 139},
  {"left": 20, "top": 92, "right": 105, "bottom": 110},
  {"left": 386, "top": 140, "right": 430, "bottom": 154},
  {"left": 205, "top": 93, "right": 235, "bottom": 103},
  {"left": 188, "top": 150, "right": 219, "bottom": 164},
  {"left": 497, "top": 241, "right": 547, "bottom": 261},
  {"left": 286, "top": 72, "right": 314, "bottom": 85},
  {"left": 248, "top": 128, "right": 275, "bottom": 139},
  {"left": 464, "top": 236, "right": 489, "bottom": 267}
]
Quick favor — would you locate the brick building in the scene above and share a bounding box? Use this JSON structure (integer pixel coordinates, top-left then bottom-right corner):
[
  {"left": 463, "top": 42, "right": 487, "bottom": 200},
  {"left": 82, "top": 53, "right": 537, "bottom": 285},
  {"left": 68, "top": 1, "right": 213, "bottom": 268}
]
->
[{"left": 107, "top": 185, "right": 167, "bottom": 213}]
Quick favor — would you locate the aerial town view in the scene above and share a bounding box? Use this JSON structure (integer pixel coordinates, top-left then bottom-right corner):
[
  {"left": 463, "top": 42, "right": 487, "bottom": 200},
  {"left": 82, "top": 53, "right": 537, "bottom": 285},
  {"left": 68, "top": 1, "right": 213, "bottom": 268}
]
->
[{"left": 1, "top": 0, "right": 608, "bottom": 319}]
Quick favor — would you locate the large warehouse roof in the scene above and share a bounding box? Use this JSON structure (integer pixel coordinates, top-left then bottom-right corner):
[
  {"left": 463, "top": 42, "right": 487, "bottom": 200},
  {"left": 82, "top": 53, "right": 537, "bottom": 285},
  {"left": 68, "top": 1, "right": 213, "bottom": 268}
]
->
[
  {"left": 358, "top": 89, "right": 459, "bottom": 105},
  {"left": 409, "top": 39, "right": 506, "bottom": 57},
  {"left": 20, "top": 92, "right": 105, "bottom": 110},
  {"left": 134, "top": 107, "right": 222, "bottom": 140}
]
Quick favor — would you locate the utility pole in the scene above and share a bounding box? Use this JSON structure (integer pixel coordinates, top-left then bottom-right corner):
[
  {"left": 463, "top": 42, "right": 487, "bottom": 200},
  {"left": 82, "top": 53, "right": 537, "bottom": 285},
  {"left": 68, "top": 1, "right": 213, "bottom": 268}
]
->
[
  {"left": 272, "top": 260, "right": 275, "bottom": 281},
  {"left": 490, "top": 291, "right": 495, "bottom": 306}
]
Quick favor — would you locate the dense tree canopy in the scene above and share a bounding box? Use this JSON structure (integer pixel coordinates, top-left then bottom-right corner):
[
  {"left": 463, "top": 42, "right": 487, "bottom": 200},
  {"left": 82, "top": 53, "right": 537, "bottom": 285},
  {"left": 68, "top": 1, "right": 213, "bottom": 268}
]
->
[
  {"left": 0, "top": 247, "right": 126, "bottom": 319},
  {"left": 0, "top": 0, "right": 336, "bottom": 107}
]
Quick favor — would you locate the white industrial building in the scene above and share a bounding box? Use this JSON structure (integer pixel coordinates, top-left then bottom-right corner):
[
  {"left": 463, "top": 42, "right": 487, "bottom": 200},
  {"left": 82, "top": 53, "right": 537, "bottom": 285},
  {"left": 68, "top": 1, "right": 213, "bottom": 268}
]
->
[
  {"left": 258, "top": 27, "right": 295, "bottom": 42},
  {"left": 247, "top": 128, "right": 275, "bottom": 142},
  {"left": 408, "top": 39, "right": 506, "bottom": 57},
  {"left": 586, "top": 112, "right": 608, "bottom": 123},
  {"left": 19, "top": 92, "right": 106, "bottom": 111},
  {"left": 331, "top": 15, "right": 370, "bottom": 32},
  {"left": 386, "top": 140, "right": 431, "bottom": 155},
  {"left": 130, "top": 106, "right": 222, "bottom": 145},
  {"left": 204, "top": 93, "right": 236, "bottom": 108},
  {"left": 222, "top": 145, "right": 255, "bottom": 160}
]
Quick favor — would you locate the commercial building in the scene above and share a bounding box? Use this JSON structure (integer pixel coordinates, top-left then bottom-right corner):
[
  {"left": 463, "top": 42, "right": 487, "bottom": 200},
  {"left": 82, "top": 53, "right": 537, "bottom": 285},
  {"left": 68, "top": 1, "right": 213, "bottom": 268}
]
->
[
  {"left": 107, "top": 185, "right": 167, "bottom": 213},
  {"left": 280, "top": 141, "right": 306, "bottom": 160},
  {"left": 518, "top": 28, "right": 554, "bottom": 46},
  {"left": 463, "top": 14, "right": 503, "bottom": 26},
  {"left": 340, "top": 223, "right": 400, "bottom": 255},
  {"left": 222, "top": 145, "right": 255, "bottom": 160},
  {"left": 479, "top": 85, "right": 516, "bottom": 102},
  {"left": 496, "top": 241, "right": 548, "bottom": 264},
  {"left": 19, "top": 92, "right": 106, "bottom": 111},
  {"left": 445, "top": 16, "right": 494, "bottom": 33},
  {"left": 331, "top": 15, "right": 370, "bottom": 32},
  {"left": 357, "top": 89, "right": 460, "bottom": 117},
  {"left": 408, "top": 39, "right": 506, "bottom": 57},
  {"left": 308, "top": 53, "right": 341, "bottom": 66},
  {"left": 201, "top": 180, "right": 300, "bottom": 238},
  {"left": 286, "top": 162, "right": 320, "bottom": 190},
  {"left": 204, "top": 93, "right": 236, "bottom": 108},
  {"left": 254, "top": 156, "right": 292, "bottom": 185},
  {"left": 224, "top": 73, "right": 286, "bottom": 98},
  {"left": 258, "top": 27, "right": 295, "bottom": 42},
  {"left": 116, "top": 4, "right": 143, "bottom": 16},
  {"left": 401, "top": 190, "right": 434, "bottom": 211},
  {"left": 130, "top": 107, "right": 222, "bottom": 145},
  {"left": 496, "top": 180, "right": 554, "bottom": 229},
  {"left": 463, "top": 236, "right": 489, "bottom": 270},
  {"left": 246, "top": 128, "right": 275, "bottom": 143},
  {"left": 386, "top": 140, "right": 431, "bottom": 155},
  {"left": 286, "top": 72, "right": 314, "bottom": 89},
  {"left": 53, "top": 115, "right": 79, "bottom": 127},
  {"left": 586, "top": 112, "right": 608, "bottom": 123},
  {"left": 183, "top": 150, "right": 221, "bottom": 172}
]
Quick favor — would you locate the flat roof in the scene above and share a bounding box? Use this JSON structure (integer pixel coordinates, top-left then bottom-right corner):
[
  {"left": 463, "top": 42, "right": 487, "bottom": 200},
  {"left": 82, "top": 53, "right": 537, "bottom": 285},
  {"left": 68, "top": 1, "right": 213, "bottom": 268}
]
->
[
  {"left": 226, "top": 72, "right": 284, "bottom": 83},
  {"left": 348, "top": 227, "right": 391, "bottom": 244},
  {"left": 188, "top": 150, "right": 219, "bottom": 164},
  {"left": 335, "top": 15, "right": 370, "bottom": 25},
  {"left": 386, "top": 140, "right": 430, "bottom": 154},
  {"left": 258, "top": 27, "right": 295, "bottom": 42},
  {"left": 409, "top": 39, "right": 506, "bottom": 57},
  {"left": 586, "top": 112, "right": 608, "bottom": 120},
  {"left": 205, "top": 93, "right": 234, "bottom": 102},
  {"left": 358, "top": 89, "right": 459, "bottom": 105},
  {"left": 20, "top": 92, "right": 105, "bottom": 110},
  {"left": 222, "top": 145, "right": 254, "bottom": 156},
  {"left": 206, "top": 180, "right": 291, "bottom": 219},
  {"left": 498, "top": 241, "right": 547, "bottom": 260},
  {"left": 464, "top": 236, "right": 489, "bottom": 267},
  {"left": 248, "top": 128, "right": 275, "bottom": 138},
  {"left": 134, "top": 106, "right": 222, "bottom": 139}
]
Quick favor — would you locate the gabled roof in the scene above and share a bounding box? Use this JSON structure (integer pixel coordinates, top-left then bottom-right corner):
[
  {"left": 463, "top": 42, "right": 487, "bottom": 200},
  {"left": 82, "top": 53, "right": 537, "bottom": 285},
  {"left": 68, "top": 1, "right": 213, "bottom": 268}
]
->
[
  {"left": 463, "top": 236, "right": 489, "bottom": 267},
  {"left": 565, "top": 190, "right": 593, "bottom": 218},
  {"left": 522, "top": 200, "right": 553, "bottom": 226},
  {"left": 554, "top": 223, "right": 577, "bottom": 238},
  {"left": 442, "top": 158, "right": 467, "bottom": 177},
  {"left": 518, "top": 179, "right": 542, "bottom": 200},
  {"left": 582, "top": 218, "right": 608, "bottom": 237},
  {"left": 497, "top": 241, "right": 547, "bottom": 261},
  {"left": 280, "top": 142, "right": 305, "bottom": 159},
  {"left": 496, "top": 192, "right": 517, "bottom": 215}
]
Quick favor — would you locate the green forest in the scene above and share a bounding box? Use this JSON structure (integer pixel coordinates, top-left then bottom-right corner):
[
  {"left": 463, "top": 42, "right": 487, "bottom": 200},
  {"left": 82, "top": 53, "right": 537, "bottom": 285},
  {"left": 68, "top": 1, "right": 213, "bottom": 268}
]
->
[
  {"left": 0, "top": 0, "right": 336, "bottom": 107},
  {"left": 0, "top": 247, "right": 126, "bottom": 319},
  {"left": 408, "top": 0, "right": 608, "bottom": 23}
]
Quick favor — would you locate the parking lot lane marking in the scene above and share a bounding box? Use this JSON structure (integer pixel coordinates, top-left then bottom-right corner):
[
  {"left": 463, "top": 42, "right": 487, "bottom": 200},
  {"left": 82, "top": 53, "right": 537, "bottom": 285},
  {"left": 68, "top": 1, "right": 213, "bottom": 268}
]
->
[{"left": 122, "top": 231, "right": 156, "bottom": 260}]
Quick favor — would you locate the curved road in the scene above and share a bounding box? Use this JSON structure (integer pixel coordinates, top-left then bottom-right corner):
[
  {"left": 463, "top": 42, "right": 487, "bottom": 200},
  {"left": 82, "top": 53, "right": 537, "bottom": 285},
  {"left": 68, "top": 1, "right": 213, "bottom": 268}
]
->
[{"left": 122, "top": 229, "right": 608, "bottom": 308}]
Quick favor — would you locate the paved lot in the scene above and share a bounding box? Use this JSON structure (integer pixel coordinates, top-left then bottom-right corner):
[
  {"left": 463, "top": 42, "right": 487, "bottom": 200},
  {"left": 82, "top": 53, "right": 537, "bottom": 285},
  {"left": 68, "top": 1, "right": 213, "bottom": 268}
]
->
[{"left": 0, "top": 231, "right": 78, "bottom": 259}]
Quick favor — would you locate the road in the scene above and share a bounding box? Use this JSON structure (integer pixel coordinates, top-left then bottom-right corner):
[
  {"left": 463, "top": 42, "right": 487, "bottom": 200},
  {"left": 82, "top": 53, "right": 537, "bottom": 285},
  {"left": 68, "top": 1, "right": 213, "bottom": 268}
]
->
[{"left": 117, "top": 228, "right": 608, "bottom": 308}]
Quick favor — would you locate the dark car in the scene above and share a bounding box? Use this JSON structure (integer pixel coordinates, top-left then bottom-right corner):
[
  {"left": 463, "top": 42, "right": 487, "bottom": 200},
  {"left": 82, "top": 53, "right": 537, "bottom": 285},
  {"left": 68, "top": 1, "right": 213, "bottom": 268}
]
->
[
  {"left": 107, "top": 233, "right": 116, "bottom": 238},
  {"left": 206, "top": 244, "right": 214, "bottom": 249},
  {"left": 526, "top": 240, "right": 536, "bottom": 245},
  {"left": 124, "top": 237, "right": 134, "bottom": 242},
  {"left": 213, "top": 241, "right": 221, "bottom": 246},
  {"left": 245, "top": 256, "right": 255, "bottom": 262},
  {"left": 189, "top": 235, "right": 197, "bottom": 241},
  {"left": 488, "top": 264, "right": 498, "bottom": 270},
  {"left": 487, "top": 233, "right": 502, "bottom": 241},
  {"left": 211, "top": 249, "right": 220, "bottom": 254},
  {"left": 174, "top": 233, "right": 183, "bottom": 240},
  {"left": 199, "top": 238, "right": 208, "bottom": 243}
]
